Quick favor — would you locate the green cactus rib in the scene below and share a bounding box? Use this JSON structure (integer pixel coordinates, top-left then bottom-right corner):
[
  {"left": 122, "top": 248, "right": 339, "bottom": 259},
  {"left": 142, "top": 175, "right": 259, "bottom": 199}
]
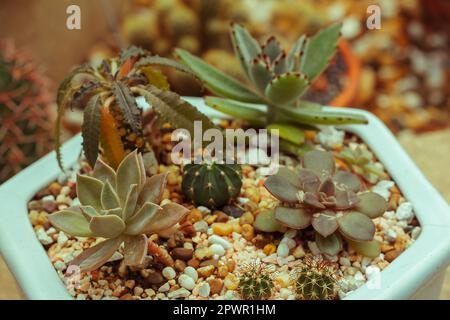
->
[
  {"left": 181, "top": 163, "right": 242, "bottom": 209},
  {"left": 175, "top": 49, "right": 263, "bottom": 103},
  {"left": 295, "top": 265, "right": 338, "bottom": 300}
]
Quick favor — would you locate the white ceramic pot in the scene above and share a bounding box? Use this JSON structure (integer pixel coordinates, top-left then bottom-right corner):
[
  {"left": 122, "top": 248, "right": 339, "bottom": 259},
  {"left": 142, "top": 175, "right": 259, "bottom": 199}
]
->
[{"left": 1, "top": 97, "right": 450, "bottom": 300}]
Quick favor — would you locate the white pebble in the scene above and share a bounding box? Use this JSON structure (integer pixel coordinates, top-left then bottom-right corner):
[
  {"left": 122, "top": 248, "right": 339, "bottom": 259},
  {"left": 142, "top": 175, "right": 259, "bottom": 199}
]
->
[
  {"left": 385, "top": 229, "right": 397, "bottom": 242},
  {"left": 209, "top": 244, "right": 226, "bottom": 256},
  {"left": 162, "top": 267, "right": 176, "bottom": 280},
  {"left": 198, "top": 282, "right": 210, "bottom": 298},
  {"left": 395, "top": 202, "right": 414, "bottom": 221},
  {"left": 53, "top": 260, "right": 66, "bottom": 271},
  {"left": 41, "top": 195, "right": 55, "bottom": 203},
  {"left": 36, "top": 228, "right": 54, "bottom": 245},
  {"left": 339, "top": 257, "right": 351, "bottom": 267},
  {"left": 158, "top": 282, "right": 170, "bottom": 293},
  {"left": 276, "top": 243, "right": 289, "bottom": 258},
  {"left": 179, "top": 274, "right": 195, "bottom": 290},
  {"left": 372, "top": 180, "right": 395, "bottom": 201},
  {"left": 316, "top": 126, "right": 345, "bottom": 149},
  {"left": 280, "top": 288, "right": 291, "bottom": 299},
  {"left": 224, "top": 290, "right": 236, "bottom": 300},
  {"left": 183, "top": 266, "right": 198, "bottom": 282},
  {"left": 237, "top": 197, "right": 250, "bottom": 204},
  {"left": 57, "top": 232, "right": 69, "bottom": 246},
  {"left": 284, "top": 229, "right": 297, "bottom": 238},
  {"left": 193, "top": 220, "right": 208, "bottom": 233},
  {"left": 411, "top": 226, "right": 421, "bottom": 240},
  {"left": 168, "top": 288, "right": 190, "bottom": 299},
  {"left": 208, "top": 235, "right": 232, "bottom": 249},
  {"left": 280, "top": 237, "right": 296, "bottom": 249},
  {"left": 197, "top": 206, "right": 211, "bottom": 214}
]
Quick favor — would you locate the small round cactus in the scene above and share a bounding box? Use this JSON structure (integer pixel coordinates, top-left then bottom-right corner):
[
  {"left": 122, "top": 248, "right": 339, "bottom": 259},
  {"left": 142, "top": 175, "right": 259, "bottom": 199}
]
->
[
  {"left": 181, "top": 162, "right": 242, "bottom": 209},
  {"left": 293, "top": 255, "right": 339, "bottom": 300},
  {"left": 237, "top": 261, "right": 275, "bottom": 300}
]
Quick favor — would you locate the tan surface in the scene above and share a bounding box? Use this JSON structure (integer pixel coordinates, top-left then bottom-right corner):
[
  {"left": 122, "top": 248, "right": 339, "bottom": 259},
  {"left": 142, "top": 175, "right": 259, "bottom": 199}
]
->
[{"left": 0, "top": 130, "right": 449, "bottom": 300}]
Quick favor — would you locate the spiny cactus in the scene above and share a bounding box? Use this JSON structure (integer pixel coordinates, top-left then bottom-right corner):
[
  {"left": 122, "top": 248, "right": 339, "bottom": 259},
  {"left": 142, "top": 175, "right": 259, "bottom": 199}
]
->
[
  {"left": 175, "top": 23, "right": 368, "bottom": 150},
  {"left": 181, "top": 162, "right": 242, "bottom": 209},
  {"left": 48, "top": 151, "right": 189, "bottom": 272},
  {"left": 293, "top": 255, "right": 339, "bottom": 300},
  {"left": 337, "top": 144, "right": 389, "bottom": 184},
  {"left": 0, "top": 40, "right": 53, "bottom": 183},
  {"left": 56, "top": 46, "right": 216, "bottom": 170},
  {"left": 264, "top": 150, "right": 388, "bottom": 256},
  {"left": 237, "top": 260, "right": 275, "bottom": 300}
]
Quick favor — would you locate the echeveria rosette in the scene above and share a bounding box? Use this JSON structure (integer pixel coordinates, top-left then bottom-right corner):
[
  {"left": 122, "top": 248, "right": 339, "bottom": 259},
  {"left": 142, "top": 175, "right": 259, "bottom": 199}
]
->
[
  {"left": 264, "top": 150, "right": 388, "bottom": 256},
  {"left": 48, "top": 151, "right": 189, "bottom": 272}
]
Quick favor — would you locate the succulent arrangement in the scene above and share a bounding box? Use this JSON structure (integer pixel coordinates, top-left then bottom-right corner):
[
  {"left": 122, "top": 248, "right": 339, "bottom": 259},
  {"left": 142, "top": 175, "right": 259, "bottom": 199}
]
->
[
  {"left": 337, "top": 144, "right": 388, "bottom": 184},
  {"left": 55, "top": 46, "right": 216, "bottom": 170},
  {"left": 176, "top": 23, "right": 368, "bottom": 155},
  {"left": 0, "top": 40, "right": 53, "bottom": 183},
  {"left": 181, "top": 162, "right": 242, "bottom": 209},
  {"left": 237, "top": 260, "right": 275, "bottom": 300},
  {"left": 293, "top": 255, "right": 339, "bottom": 300},
  {"left": 263, "top": 150, "right": 387, "bottom": 256},
  {"left": 48, "top": 151, "right": 189, "bottom": 272}
]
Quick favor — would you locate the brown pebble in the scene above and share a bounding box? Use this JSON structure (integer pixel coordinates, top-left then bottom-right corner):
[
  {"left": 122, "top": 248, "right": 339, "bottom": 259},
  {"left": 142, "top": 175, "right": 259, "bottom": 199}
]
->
[
  {"left": 208, "top": 279, "right": 223, "bottom": 295},
  {"left": 119, "top": 294, "right": 134, "bottom": 300},
  {"left": 170, "top": 248, "right": 194, "bottom": 261},
  {"left": 174, "top": 259, "right": 187, "bottom": 272},
  {"left": 385, "top": 249, "right": 402, "bottom": 262},
  {"left": 214, "top": 210, "right": 229, "bottom": 222},
  {"left": 187, "top": 258, "right": 200, "bottom": 268},
  {"left": 223, "top": 205, "right": 244, "bottom": 218},
  {"left": 179, "top": 222, "right": 196, "bottom": 237},
  {"left": 42, "top": 201, "right": 57, "bottom": 213},
  {"left": 144, "top": 270, "right": 164, "bottom": 285},
  {"left": 226, "top": 260, "right": 236, "bottom": 272},
  {"left": 199, "top": 259, "right": 219, "bottom": 267},
  {"left": 48, "top": 182, "right": 62, "bottom": 197},
  {"left": 167, "top": 232, "right": 185, "bottom": 249}
]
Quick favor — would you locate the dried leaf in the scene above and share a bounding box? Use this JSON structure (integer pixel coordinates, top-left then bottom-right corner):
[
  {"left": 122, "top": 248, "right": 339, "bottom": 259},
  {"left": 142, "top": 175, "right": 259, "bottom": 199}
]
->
[
  {"left": 81, "top": 94, "right": 103, "bottom": 167},
  {"left": 112, "top": 81, "right": 141, "bottom": 132}
]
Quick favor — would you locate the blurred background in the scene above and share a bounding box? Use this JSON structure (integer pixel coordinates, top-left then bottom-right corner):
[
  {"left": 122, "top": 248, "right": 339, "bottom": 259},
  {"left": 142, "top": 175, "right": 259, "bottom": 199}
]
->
[{"left": 0, "top": 0, "right": 449, "bottom": 299}]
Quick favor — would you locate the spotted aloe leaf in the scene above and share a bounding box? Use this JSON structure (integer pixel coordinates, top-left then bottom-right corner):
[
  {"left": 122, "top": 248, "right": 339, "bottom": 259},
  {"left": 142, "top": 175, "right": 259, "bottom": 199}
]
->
[
  {"left": 262, "top": 36, "right": 282, "bottom": 61},
  {"left": 264, "top": 167, "right": 301, "bottom": 203},
  {"left": 273, "top": 52, "right": 287, "bottom": 75},
  {"left": 137, "top": 172, "right": 168, "bottom": 207},
  {"left": 346, "top": 239, "right": 381, "bottom": 258},
  {"left": 275, "top": 207, "right": 311, "bottom": 229},
  {"left": 286, "top": 35, "right": 306, "bottom": 71},
  {"left": 312, "top": 210, "right": 338, "bottom": 237},
  {"left": 69, "top": 237, "right": 123, "bottom": 272},
  {"left": 253, "top": 209, "right": 283, "bottom": 233},
  {"left": 175, "top": 49, "right": 262, "bottom": 103},
  {"left": 303, "top": 150, "right": 335, "bottom": 180},
  {"left": 249, "top": 57, "right": 273, "bottom": 92},
  {"left": 81, "top": 94, "right": 103, "bottom": 168},
  {"left": 334, "top": 170, "right": 361, "bottom": 193},
  {"left": 266, "top": 123, "right": 305, "bottom": 146},
  {"left": 77, "top": 174, "right": 104, "bottom": 211},
  {"left": 355, "top": 192, "right": 387, "bottom": 218},
  {"left": 265, "top": 72, "right": 309, "bottom": 105},
  {"left": 112, "top": 81, "right": 141, "bottom": 133},
  {"left": 89, "top": 215, "right": 126, "bottom": 238},
  {"left": 204, "top": 96, "right": 266, "bottom": 127},
  {"left": 316, "top": 232, "right": 343, "bottom": 256},
  {"left": 300, "top": 22, "right": 342, "bottom": 82},
  {"left": 338, "top": 211, "right": 375, "bottom": 242},
  {"left": 116, "top": 150, "right": 142, "bottom": 205},
  {"left": 123, "top": 234, "right": 148, "bottom": 266},
  {"left": 230, "top": 23, "right": 261, "bottom": 76},
  {"left": 47, "top": 207, "right": 93, "bottom": 237}
]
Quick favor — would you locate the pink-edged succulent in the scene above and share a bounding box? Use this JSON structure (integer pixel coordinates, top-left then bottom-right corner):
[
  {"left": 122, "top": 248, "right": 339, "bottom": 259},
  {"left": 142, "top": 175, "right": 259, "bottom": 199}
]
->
[
  {"left": 48, "top": 150, "right": 189, "bottom": 272},
  {"left": 263, "top": 150, "right": 387, "bottom": 256}
]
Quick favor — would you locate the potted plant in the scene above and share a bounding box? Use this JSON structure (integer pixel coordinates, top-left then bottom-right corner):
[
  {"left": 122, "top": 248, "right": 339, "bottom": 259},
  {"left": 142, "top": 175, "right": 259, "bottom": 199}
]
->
[{"left": 1, "top": 23, "right": 450, "bottom": 300}]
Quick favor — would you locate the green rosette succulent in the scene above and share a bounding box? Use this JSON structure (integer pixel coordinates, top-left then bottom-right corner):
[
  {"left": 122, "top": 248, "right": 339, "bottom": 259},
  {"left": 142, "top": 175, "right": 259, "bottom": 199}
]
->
[
  {"left": 48, "top": 151, "right": 189, "bottom": 272},
  {"left": 263, "top": 150, "right": 388, "bottom": 256}
]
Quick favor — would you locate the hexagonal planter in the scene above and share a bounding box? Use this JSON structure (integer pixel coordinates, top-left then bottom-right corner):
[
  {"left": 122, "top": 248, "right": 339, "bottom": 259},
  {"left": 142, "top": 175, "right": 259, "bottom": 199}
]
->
[{"left": 1, "top": 98, "right": 449, "bottom": 300}]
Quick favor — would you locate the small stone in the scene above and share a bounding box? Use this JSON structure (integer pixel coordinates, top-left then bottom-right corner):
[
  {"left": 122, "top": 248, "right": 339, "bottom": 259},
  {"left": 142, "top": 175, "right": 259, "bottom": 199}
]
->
[
  {"left": 162, "top": 267, "right": 176, "bottom": 280},
  {"left": 385, "top": 229, "right": 397, "bottom": 243},
  {"left": 241, "top": 224, "right": 254, "bottom": 241},
  {"left": 284, "top": 229, "right": 297, "bottom": 238},
  {"left": 224, "top": 274, "right": 239, "bottom": 290},
  {"left": 53, "top": 260, "right": 66, "bottom": 271},
  {"left": 212, "top": 223, "right": 234, "bottom": 236},
  {"left": 292, "top": 245, "right": 305, "bottom": 258},
  {"left": 36, "top": 228, "right": 54, "bottom": 245},
  {"left": 197, "top": 265, "right": 215, "bottom": 277},
  {"left": 339, "top": 257, "right": 351, "bottom": 267},
  {"left": 194, "top": 247, "right": 212, "bottom": 260},
  {"left": 217, "top": 265, "right": 229, "bottom": 278},
  {"left": 274, "top": 273, "right": 290, "bottom": 288},
  {"left": 174, "top": 259, "right": 187, "bottom": 272},
  {"left": 167, "top": 232, "right": 184, "bottom": 249},
  {"left": 208, "top": 279, "right": 223, "bottom": 295},
  {"left": 209, "top": 244, "right": 225, "bottom": 256},
  {"left": 208, "top": 235, "right": 232, "bottom": 249},
  {"left": 145, "top": 288, "right": 156, "bottom": 297},
  {"left": 395, "top": 202, "right": 414, "bottom": 221},
  {"left": 223, "top": 205, "right": 244, "bottom": 218},
  {"left": 179, "top": 274, "right": 195, "bottom": 290},
  {"left": 145, "top": 270, "right": 164, "bottom": 285},
  {"left": 280, "top": 288, "right": 291, "bottom": 299},
  {"left": 198, "top": 282, "right": 210, "bottom": 297},
  {"left": 197, "top": 206, "right": 211, "bottom": 214},
  {"left": 385, "top": 249, "right": 402, "bottom": 262},
  {"left": 372, "top": 180, "right": 395, "bottom": 201},
  {"left": 215, "top": 210, "right": 229, "bottom": 222},
  {"left": 57, "top": 232, "right": 69, "bottom": 246},
  {"left": 158, "top": 282, "right": 170, "bottom": 293},
  {"left": 193, "top": 220, "right": 208, "bottom": 233},
  {"left": 183, "top": 266, "right": 198, "bottom": 282},
  {"left": 168, "top": 288, "right": 190, "bottom": 299},
  {"left": 263, "top": 243, "right": 276, "bottom": 256},
  {"left": 133, "top": 287, "right": 144, "bottom": 296},
  {"left": 125, "top": 280, "right": 136, "bottom": 289},
  {"left": 187, "top": 208, "right": 203, "bottom": 223},
  {"left": 411, "top": 226, "right": 421, "bottom": 240},
  {"left": 170, "top": 248, "right": 194, "bottom": 261},
  {"left": 281, "top": 237, "right": 296, "bottom": 249},
  {"left": 277, "top": 243, "right": 289, "bottom": 258},
  {"left": 187, "top": 258, "right": 200, "bottom": 268},
  {"left": 239, "top": 212, "right": 254, "bottom": 225}
]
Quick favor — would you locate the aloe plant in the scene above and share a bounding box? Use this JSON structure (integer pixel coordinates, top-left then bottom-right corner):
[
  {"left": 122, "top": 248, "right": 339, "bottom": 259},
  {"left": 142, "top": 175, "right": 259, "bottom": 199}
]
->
[
  {"left": 262, "top": 150, "right": 387, "bottom": 256},
  {"left": 56, "top": 46, "right": 216, "bottom": 170},
  {"left": 175, "top": 23, "right": 368, "bottom": 155},
  {"left": 48, "top": 151, "right": 189, "bottom": 272}
]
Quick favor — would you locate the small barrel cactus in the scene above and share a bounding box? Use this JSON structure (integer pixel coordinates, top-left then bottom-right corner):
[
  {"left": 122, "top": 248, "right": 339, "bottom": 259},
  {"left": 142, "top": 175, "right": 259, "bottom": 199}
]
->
[
  {"left": 294, "top": 255, "right": 338, "bottom": 300},
  {"left": 238, "top": 261, "right": 275, "bottom": 300},
  {"left": 181, "top": 162, "right": 242, "bottom": 209},
  {"left": 48, "top": 151, "right": 189, "bottom": 272}
]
